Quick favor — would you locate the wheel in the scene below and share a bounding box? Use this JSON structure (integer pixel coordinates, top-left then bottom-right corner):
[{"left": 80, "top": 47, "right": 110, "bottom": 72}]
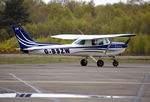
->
[
  {"left": 97, "top": 60, "right": 104, "bottom": 67},
  {"left": 80, "top": 59, "right": 88, "bottom": 66},
  {"left": 113, "top": 60, "right": 119, "bottom": 67}
]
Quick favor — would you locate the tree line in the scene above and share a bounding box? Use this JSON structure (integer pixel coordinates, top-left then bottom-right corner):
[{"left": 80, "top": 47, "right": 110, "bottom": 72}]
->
[{"left": 0, "top": 0, "right": 150, "bottom": 55}]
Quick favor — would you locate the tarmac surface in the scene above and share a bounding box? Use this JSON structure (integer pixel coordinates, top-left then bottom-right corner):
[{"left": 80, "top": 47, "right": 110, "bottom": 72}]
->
[{"left": 0, "top": 62, "right": 150, "bottom": 102}]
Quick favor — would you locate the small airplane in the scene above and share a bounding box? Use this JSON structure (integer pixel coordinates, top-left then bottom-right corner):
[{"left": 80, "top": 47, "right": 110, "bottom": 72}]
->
[{"left": 12, "top": 25, "right": 136, "bottom": 67}]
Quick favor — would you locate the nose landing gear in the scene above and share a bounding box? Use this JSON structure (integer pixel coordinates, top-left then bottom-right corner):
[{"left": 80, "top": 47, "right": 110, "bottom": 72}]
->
[
  {"left": 113, "top": 60, "right": 119, "bottom": 67},
  {"left": 112, "top": 56, "right": 119, "bottom": 67}
]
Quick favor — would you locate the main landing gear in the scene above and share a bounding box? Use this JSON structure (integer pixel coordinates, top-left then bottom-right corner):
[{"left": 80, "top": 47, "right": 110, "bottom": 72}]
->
[
  {"left": 80, "top": 56, "right": 119, "bottom": 67},
  {"left": 80, "top": 59, "right": 88, "bottom": 66},
  {"left": 97, "top": 60, "right": 104, "bottom": 67}
]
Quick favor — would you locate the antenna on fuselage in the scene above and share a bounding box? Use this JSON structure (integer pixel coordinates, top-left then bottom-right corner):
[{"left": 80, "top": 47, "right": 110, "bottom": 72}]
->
[{"left": 77, "top": 29, "right": 85, "bottom": 35}]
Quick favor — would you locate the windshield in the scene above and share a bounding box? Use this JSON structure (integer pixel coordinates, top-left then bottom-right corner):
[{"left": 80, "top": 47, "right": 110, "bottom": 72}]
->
[
  {"left": 105, "top": 38, "right": 110, "bottom": 44},
  {"left": 72, "top": 39, "right": 85, "bottom": 45}
]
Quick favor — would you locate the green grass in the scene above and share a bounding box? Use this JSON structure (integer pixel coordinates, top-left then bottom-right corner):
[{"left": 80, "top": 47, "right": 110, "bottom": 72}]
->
[
  {"left": 0, "top": 57, "right": 80, "bottom": 63},
  {"left": 0, "top": 56, "right": 150, "bottom": 63}
]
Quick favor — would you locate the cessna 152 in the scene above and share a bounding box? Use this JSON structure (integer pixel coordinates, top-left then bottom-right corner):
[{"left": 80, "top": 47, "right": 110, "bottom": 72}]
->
[{"left": 12, "top": 25, "right": 136, "bottom": 67}]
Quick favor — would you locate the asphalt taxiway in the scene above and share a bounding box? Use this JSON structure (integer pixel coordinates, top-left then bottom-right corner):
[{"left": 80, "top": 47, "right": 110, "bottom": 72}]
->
[{"left": 0, "top": 63, "right": 150, "bottom": 102}]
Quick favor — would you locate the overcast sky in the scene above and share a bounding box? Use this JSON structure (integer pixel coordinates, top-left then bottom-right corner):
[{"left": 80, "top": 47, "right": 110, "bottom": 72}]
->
[{"left": 43, "top": 0, "right": 150, "bottom": 5}]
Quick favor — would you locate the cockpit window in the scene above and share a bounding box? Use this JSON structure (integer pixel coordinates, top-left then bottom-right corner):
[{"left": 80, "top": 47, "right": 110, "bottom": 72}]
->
[
  {"left": 73, "top": 39, "right": 85, "bottom": 45},
  {"left": 92, "top": 39, "right": 103, "bottom": 45},
  {"left": 96, "top": 39, "right": 103, "bottom": 45}
]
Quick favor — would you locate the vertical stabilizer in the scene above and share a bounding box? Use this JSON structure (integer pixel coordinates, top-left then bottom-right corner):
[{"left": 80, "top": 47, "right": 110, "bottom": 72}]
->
[{"left": 12, "top": 25, "right": 36, "bottom": 53}]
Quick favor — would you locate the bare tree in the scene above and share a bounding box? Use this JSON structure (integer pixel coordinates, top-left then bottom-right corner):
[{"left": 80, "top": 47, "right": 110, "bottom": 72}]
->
[{"left": 127, "top": 0, "right": 144, "bottom": 4}]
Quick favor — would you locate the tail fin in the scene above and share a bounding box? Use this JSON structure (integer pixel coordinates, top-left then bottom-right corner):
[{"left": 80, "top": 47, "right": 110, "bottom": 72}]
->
[{"left": 12, "top": 25, "right": 36, "bottom": 53}]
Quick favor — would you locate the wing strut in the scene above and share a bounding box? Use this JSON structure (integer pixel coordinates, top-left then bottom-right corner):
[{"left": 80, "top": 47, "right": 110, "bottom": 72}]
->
[
  {"left": 105, "top": 39, "right": 113, "bottom": 54},
  {"left": 90, "top": 56, "right": 97, "bottom": 62}
]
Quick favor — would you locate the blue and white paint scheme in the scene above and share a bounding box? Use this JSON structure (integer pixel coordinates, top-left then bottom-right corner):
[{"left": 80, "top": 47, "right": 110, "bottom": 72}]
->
[{"left": 12, "top": 25, "right": 136, "bottom": 67}]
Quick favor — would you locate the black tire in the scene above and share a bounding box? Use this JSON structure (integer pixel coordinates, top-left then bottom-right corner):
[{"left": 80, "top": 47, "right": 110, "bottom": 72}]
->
[
  {"left": 113, "top": 60, "right": 119, "bottom": 67},
  {"left": 97, "top": 60, "right": 104, "bottom": 67},
  {"left": 80, "top": 59, "right": 88, "bottom": 66}
]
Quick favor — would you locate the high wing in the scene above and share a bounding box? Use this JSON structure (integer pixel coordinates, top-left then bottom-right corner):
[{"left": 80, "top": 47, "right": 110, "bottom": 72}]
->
[{"left": 51, "top": 34, "right": 136, "bottom": 40}]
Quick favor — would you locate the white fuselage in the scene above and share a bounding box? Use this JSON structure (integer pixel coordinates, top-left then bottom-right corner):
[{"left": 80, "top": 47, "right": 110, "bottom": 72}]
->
[{"left": 29, "top": 43, "right": 126, "bottom": 57}]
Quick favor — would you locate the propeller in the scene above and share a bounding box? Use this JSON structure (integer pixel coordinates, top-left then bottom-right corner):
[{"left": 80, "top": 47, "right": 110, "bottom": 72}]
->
[{"left": 125, "top": 38, "right": 131, "bottom": 45}]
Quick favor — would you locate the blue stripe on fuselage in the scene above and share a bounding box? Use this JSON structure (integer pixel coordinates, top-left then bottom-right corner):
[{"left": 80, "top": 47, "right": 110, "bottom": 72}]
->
[
  {"left": 110, "top": 42, "right": 127, "bottom": 48},
  {"left": 68, "top": 42, "right": 127, "bottom": 49}
]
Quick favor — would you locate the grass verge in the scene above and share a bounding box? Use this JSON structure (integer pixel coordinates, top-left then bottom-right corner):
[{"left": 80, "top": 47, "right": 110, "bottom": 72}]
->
[{"left": 0, "top": 56, "right": 150, "bottom": 63}]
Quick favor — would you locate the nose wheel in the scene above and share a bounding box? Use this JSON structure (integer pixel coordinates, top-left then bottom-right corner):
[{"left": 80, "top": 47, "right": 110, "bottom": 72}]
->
[{"left": 113, "top": 60, "right": 119, "bottom": 67}]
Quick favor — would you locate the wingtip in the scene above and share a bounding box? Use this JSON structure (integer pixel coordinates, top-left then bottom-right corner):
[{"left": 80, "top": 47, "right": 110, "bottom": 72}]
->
[{"left": 130, "top": 34, "right": 136, "bottom": 37}]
